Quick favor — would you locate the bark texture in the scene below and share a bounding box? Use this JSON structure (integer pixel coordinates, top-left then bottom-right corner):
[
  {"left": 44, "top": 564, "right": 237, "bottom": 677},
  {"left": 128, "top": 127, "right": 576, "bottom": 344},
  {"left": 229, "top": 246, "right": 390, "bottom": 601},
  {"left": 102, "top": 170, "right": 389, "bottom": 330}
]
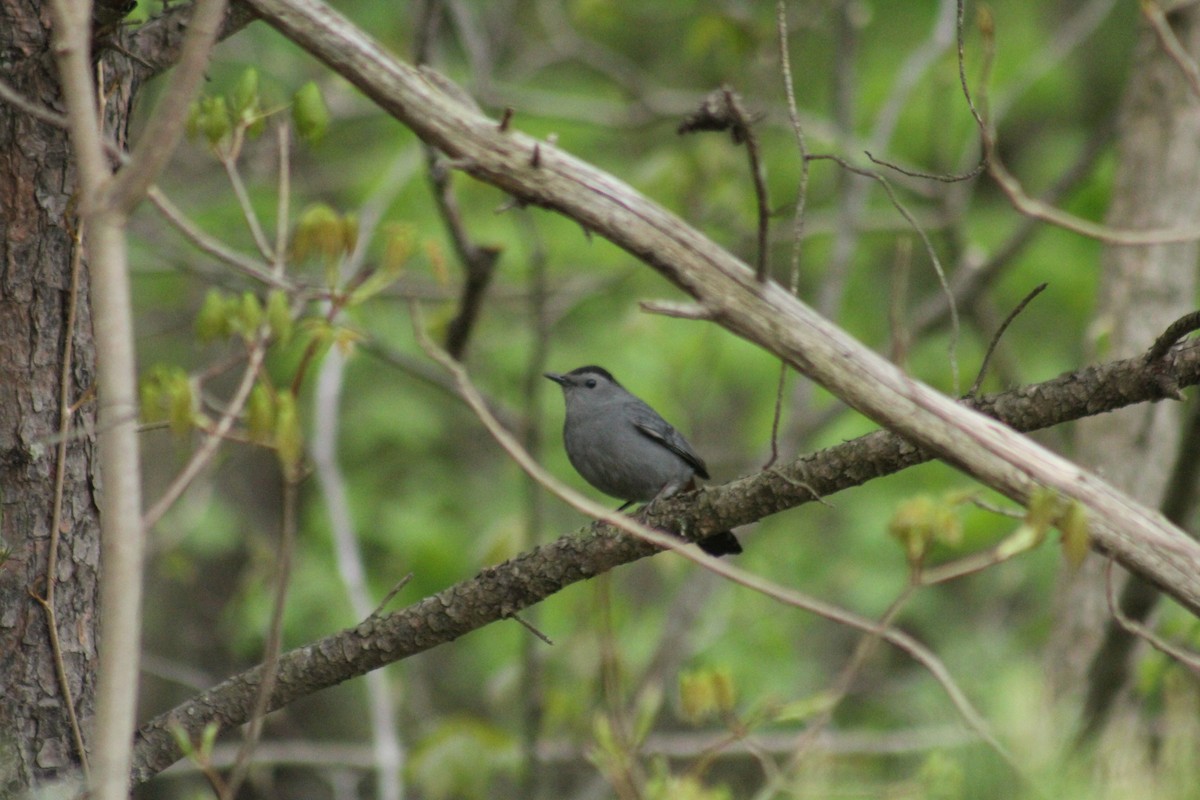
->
[{"left": 0, "top": 0, "right": 102, "bottom": 789}]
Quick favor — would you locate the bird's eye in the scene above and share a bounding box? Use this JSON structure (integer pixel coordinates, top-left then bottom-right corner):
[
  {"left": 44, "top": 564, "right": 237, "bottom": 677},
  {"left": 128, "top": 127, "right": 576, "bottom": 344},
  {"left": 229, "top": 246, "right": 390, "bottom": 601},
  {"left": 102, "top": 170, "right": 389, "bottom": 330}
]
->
[{"left": 585, "top": 378, "right": 597, "bottom": 388}]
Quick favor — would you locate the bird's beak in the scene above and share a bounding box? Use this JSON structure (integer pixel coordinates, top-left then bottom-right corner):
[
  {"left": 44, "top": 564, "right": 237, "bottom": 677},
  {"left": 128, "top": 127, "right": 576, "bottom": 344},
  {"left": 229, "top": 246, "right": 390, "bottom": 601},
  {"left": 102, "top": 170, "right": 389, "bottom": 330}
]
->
[{"left": 544, "top": 372, "right": 566, "bottom": 385}]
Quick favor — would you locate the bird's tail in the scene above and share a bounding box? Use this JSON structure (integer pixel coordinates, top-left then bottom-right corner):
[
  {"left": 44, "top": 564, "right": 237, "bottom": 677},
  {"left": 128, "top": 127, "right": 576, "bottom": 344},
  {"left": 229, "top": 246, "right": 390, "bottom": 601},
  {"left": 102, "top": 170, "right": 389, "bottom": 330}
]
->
[{"left": 697, "top": 531, "right": 742, "bottom": 556}]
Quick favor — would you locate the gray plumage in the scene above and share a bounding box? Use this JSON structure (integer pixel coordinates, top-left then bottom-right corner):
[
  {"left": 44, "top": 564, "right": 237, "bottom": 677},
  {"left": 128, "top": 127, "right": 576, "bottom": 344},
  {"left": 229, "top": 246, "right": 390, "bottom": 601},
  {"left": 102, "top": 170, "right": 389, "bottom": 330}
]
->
[{"left": 545, "top": 365, "right": 741, "bottom": 556}]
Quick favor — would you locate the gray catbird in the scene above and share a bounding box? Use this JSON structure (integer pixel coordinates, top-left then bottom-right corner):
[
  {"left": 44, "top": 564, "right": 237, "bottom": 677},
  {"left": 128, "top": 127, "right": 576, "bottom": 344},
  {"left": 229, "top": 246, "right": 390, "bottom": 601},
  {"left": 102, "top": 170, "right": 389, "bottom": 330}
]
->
[{"left": 545, "top": 365, "right": 741, "bottom": 556}]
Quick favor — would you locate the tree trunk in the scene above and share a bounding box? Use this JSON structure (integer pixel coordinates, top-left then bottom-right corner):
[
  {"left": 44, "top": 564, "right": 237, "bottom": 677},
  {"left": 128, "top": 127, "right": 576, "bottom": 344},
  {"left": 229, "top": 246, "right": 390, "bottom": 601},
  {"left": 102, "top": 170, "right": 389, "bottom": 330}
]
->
[
  {"left": 0, "top": 0, "right": 132, "bottom": 790},
  {"left": 1049, "top": 7, "right": 1200, "bottom": 709}
]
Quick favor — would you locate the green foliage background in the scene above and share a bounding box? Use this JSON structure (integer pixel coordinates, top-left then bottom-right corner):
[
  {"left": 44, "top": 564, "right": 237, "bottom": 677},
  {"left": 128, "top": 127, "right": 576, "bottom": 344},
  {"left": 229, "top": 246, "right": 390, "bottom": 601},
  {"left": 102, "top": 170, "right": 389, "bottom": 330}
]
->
[{"left": 126, "top": 1, "right": 1200, "bottom": 797}]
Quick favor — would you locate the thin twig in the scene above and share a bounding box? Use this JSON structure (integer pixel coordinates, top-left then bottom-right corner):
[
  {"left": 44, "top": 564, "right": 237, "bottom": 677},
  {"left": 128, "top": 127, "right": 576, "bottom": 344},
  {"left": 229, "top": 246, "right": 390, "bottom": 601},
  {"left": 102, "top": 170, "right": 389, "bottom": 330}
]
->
[
  {"left": 48, "top": 0, "right": 147, "bottom": 795},
  {"left": 1105, "top": 558, "right": 1200, "bottom": 674},
  {"left": 732, "top": 89, "right": 770, "bottom": 282},
  {"left": 142, "top": 334, "right": 270, "bottom": 529},
  {"left": 808, "top": 152, "right": 961, "bottom": 392},
  {"left": 220, "top": 135, "right": 276, "bottom": 262},
  {"left": 510, "top": 612, "right": 554, "bottom": 645},
  {"left": 966, "top": 282, "right": 1047, "bottom": 398},
  {"left": 147, "top": 187, "right": 291, "bottom": 289},
  {"left": 864, "top": 1, "right": 992, "bottom": 185},
  {"left": 763, "top": 365, "right": 789, "bottom": 471},
  {"left": 0, "top": 78, "right": 71, "bottom": 127},
  {"left": 949, "top": 0, "right": 1200, "bottom": 245},
  {"left": 676, "top": 84, "right": 770, "bottom": 280},
  {"left": 105, "top": 0, "right": 229, "bottom": 214},
  {"left": 368, "top": 574, "right": 414, "bottom": 619},
  {"left": 517, "top": 208, "right": 551, "bottom": 798},
  {"left": 920, "top": 536, "right": 1038, "bottom": 585},
  {"left": 416, "top": 4, "right": 502, "bottom": 361},
  {"left": 222, "top": 476, "right": 299, "bottom": 799},
  {"left": 409, "top": 302, "right": 1025, "bottom": 780},
  {"left": 29, "top": 220, "right": 90, "bottom": 778},
  {"left": 954, "top": 0, "right": 988, "bottom": 132},
  {"left": 766, "top": 0, "right": 812, "bottom": 468},
  {"left": 865, "top": 150, "right": 984, "bottom": 183},
  {"left": 273, "top": 125, "right": 291, "bottom": 273},
  {"left": 1146, "top": 309, "right": 1200, "bottom": 363},
  {"left": 755, "top": 585, "right": 916, "bottom": 800},
  {"left": 426, "top": 149, "right": 502, "bottom": 360},
  {"left": 1143, "top": 0, "right": 1200, "bottom": 99}
]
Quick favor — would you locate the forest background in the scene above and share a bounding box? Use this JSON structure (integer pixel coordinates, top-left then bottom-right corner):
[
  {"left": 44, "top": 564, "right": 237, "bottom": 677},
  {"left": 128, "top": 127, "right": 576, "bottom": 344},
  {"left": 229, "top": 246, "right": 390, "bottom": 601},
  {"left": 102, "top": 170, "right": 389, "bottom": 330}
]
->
[{"left": 4, "top": 0, "right": 1200, "bottom": 798}]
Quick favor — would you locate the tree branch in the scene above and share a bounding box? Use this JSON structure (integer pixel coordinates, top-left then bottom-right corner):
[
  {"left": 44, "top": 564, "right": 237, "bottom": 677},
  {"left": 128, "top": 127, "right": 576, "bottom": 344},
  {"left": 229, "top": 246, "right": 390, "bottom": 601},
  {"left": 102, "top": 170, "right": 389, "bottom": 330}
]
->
[
  {"left": 234, "top": 0, "right": 1200, "bottom": 618},
  {"left": 48, "top": 0, "right": 146, "bottom": 796},
  {"left": 123, "top": 1, "right": 258, "bottom": 80},
  {"left": 130, "top": 337, "right": 1200, "bottom": 783},
  {"left": 106, "top": 0, "right": 229, "bottom": 213}
]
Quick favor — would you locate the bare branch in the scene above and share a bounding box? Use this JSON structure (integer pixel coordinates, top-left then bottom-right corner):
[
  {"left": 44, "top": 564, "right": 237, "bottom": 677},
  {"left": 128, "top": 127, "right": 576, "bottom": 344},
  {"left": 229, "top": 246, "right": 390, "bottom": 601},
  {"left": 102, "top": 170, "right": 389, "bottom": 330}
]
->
[
  {"left": 1144, "top": 0, "right": 1200, "bottom": 99},
  {"left": 1105, "top": 558, "right": 1200, "bottom": 674},
  {"left": 237, "top": 0, "right": 1200, "bottom": 617},
  {"left": 142, "top": 333, "right": 269, "bottom": 529},
  {"left": 678, "top": 85, "right": 771, "bottom": 281},
  {"left": 1147, "top": 309, "right": 1200, "bottom": 363},
  {"left": 47, "top": 0, "right": 146, "bottom": 795},
  {"left": 29, "top": 222, "right": 91, "bottom": 779},
  {"left": 146, "top": 187, "right": 292, "bottom": 289},
  {"left": 966, "top": 282, "right": 1047, "bottom": 398},
  {"left": 107, "top": 0, "right": 230, "bottom": 213},
  {"left": 223, "top": 477, "right": 298, "bottom": 800},
  {"left": 123, "top": 1, "right": 258, "bottom": 80},
  {"left": 128, "top": 328, "right": 1200, "bottom": 782}
]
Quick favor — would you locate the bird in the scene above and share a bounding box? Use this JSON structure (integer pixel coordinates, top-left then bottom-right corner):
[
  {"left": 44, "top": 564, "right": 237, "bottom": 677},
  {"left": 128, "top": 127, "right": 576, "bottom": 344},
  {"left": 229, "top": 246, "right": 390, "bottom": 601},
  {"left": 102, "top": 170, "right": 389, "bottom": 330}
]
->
[{"left": 544, "top": 365, "right": 741, "bottom": 556}]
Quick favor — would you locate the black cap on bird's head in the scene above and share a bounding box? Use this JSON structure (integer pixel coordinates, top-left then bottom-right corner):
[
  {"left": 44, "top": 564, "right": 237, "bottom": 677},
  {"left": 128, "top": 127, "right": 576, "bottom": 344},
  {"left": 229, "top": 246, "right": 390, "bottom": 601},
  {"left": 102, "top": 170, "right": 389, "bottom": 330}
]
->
[{"left": 544, "top": 365, "right": 622, "bottom": 389}]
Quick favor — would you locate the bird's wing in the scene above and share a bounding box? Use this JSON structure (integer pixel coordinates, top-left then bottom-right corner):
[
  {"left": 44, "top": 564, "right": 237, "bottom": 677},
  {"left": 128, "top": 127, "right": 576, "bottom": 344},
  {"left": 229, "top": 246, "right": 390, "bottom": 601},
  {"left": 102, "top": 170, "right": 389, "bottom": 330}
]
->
[{"left": 630, "top": 403, "right": 710, "bottom": 479}]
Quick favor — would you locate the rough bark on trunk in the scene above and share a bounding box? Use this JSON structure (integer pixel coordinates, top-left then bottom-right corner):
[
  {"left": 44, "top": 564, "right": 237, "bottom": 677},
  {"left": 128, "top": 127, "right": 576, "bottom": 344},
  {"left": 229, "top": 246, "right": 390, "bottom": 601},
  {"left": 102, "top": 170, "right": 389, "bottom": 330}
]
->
[{"left": 0, "top": 0, "right": 132, "bottom": 790}]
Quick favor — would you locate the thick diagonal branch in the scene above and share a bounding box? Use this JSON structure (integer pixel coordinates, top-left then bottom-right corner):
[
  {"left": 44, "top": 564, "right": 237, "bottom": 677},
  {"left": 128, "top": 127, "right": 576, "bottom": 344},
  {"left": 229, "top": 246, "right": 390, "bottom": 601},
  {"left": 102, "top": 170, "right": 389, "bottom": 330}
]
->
[
  {"left": 131, "top": 341, "right": 1200, "bottom": 782},
  {"left": 235, "top": 0, "right": 1200, "bottom": 616}
]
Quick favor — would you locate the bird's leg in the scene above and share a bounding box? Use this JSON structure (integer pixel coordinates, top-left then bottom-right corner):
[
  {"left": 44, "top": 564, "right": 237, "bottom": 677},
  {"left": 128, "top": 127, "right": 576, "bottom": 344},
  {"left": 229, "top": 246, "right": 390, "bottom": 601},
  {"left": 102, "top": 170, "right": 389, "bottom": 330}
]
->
[{"left": 647, "top": 478, "right": 689, "bottom": 504}]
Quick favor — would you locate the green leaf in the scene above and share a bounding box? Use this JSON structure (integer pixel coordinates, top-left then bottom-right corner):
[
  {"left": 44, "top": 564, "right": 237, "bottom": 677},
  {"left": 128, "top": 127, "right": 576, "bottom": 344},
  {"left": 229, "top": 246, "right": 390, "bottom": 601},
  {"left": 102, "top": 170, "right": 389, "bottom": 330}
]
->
[
  {"left": 198, "top": 721, "right": 219, "bottom": 758},
  {"left": 382, "top": 222, "right": 415, "bottom": 272},
  {"left": 168, "top": 722, "right": 196, "bottom": 758},
  {"left": 231, "top": 67, "right": 260, "bottom": 119},
  {"left": 236, "top": 291, "right": 264, "bottom": 338},
  {"left": 140, "top": 365, "right": 194, "bottom": 436},
  {"left": 167, "top": 372, "right": 196, "bottom": 437},
  {"left": 679, "top": 667, "right": 734, "bottom": 723},
  {"left": 274, "top": 390, "right": 303, "bottom": 480},
  {"left": 246, "top": 382, "right": 275, "bottom": 444},
  {"left": 140, "top": 375, "right": 165, "bottom": 424},
  {"left": 888, "top": 494, "right": 960, "bottom": 567},
  {"left": 196, "top": 288, "right": 232, "bottom": 342},
  {"left": 191, "top": 95, "right": 231, "bottom": 146},
  {"left": 773, "top": 691, "right": 838, "bottom": 723},
  {"left": 1025, "top": 486, "right": 1060, "bottom": 537},
  {"left": 1059, "top": 500, "right": 1091, "bottom": 568},
  {"left": 266, "top": 290, "right": 293, "bottom": 345},
  {"left": 291, "top": 203, "right": 348, "bottom": 266},
  {"left": 292, "top": 81, "right": 329, "bottom": 144}
]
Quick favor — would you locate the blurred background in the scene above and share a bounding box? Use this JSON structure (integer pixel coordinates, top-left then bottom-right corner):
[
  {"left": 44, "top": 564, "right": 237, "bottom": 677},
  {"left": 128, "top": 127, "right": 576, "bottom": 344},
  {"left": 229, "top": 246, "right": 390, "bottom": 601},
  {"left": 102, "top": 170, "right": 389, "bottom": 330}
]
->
[{"left": 124, "top": 0, "right": 1200, "bottom": 797}]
